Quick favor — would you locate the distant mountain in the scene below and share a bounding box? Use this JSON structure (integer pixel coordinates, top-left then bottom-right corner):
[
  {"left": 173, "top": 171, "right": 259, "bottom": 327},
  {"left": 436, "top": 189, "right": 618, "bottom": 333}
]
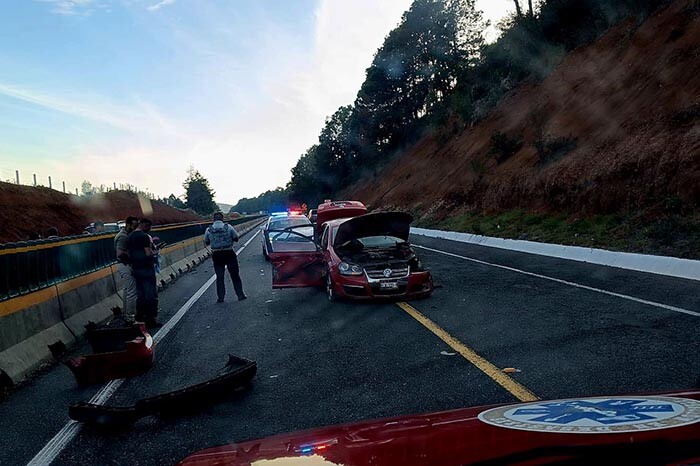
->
[{"left": 217, "top": 203, "right": 233, "bottom": 213}]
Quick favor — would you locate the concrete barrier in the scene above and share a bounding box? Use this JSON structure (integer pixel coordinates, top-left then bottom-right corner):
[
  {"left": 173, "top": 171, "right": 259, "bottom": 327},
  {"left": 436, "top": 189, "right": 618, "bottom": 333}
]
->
[
  {"left": 412, "top": 227, "right": 700, "bottom": 282},
  {"left": 0, "top": 286, "right": 74, "bottom": 385},
  {"left": 0, "top": 218, "right": 265, "bottom": 385}
]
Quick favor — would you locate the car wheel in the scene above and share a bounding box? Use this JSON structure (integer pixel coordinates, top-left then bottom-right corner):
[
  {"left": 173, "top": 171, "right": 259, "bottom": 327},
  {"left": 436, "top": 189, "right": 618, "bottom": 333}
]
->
[
  {"left": 262, "top": 246, "right": 270, "bottom": 261},
  {"left": 326, "top": 273, "right": 337, "bottom": 302}
]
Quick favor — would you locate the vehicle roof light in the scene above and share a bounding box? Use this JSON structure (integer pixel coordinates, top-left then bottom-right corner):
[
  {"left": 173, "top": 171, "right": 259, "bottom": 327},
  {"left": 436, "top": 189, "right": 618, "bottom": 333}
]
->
[{"left": 270, "top": 212, "right": 288, "bottom": 217}]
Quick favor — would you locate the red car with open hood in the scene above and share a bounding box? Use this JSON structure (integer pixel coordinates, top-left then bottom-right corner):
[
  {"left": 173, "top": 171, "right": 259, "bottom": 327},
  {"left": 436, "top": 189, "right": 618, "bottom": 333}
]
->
[{"left": 266, "top": 201, "right": 433, "bottom": 301}]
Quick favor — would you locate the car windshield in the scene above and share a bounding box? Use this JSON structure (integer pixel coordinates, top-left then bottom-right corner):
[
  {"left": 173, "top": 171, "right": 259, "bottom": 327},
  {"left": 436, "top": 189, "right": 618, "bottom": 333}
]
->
[
  {"left": 3, "top": 1, "right": 699, "bottom": 466},
  {"left": 350, "top": 235, "right": 406, "bottom": 249}
]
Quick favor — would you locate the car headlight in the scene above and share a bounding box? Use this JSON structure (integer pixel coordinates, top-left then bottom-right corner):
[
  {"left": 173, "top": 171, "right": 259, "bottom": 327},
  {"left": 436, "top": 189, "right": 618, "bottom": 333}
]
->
[{"left": 339, "top": 262, "right": 363, "bottom": 276}]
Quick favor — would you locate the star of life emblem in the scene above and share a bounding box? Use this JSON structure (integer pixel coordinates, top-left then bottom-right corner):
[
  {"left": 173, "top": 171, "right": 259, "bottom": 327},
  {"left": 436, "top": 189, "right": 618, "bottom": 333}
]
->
[{"left": 478, "top": 396, "right": 700, "bottom": 434}]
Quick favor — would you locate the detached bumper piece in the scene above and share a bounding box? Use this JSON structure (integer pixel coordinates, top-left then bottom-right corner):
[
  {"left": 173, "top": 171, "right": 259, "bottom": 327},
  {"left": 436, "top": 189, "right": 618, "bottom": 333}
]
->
[
  {"left": 65, "top": 323, "right": 154, "bottom": 386},
  {"left": 68, "top": 355, "right": 257, "bottom": 425}
]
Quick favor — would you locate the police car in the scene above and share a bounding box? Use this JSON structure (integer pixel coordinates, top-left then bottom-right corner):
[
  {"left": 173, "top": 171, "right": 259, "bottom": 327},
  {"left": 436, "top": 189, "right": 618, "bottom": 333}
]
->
[{"left": 261, "top": 211, "right": 314, "bottom": 261}]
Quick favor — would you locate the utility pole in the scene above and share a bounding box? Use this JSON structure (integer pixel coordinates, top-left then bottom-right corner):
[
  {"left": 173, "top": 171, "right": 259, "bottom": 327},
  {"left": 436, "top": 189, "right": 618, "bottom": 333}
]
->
[
  {"left": 48, "top": 176, "right": 52, "bottom": 189},
  {"left": 62, "top": 181, "right": 66, "bottom": 193},
  {"left": 15, "top": 170, "right": 19, "bottom": 184},
  {"left": 33, "top": 174, "right": 37, "bottom": 186},
  {"left": 75, "top": 188, "right": 79, "bottom": 195}
]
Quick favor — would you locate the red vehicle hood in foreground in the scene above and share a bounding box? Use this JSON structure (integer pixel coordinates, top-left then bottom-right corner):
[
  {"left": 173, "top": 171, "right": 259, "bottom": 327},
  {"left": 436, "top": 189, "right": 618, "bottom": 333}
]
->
[{"left": 180, "top": 391, "right": 700, "bottom": 465}]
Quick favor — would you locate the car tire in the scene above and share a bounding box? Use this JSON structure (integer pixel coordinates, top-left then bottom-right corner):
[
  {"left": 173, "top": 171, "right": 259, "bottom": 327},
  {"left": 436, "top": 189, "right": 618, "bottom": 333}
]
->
[
  {"left": 326, "top": 273, "right": 338, "bottom": 302},
  {"left": 262, "top": 246, "right": 270, "bottom": 261}
]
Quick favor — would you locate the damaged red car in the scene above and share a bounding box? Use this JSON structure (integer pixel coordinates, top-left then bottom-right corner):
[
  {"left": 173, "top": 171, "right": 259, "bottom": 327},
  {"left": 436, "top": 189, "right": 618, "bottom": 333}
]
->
[{"left": 267, "top": 206, "right": 433, "bottom": 301}]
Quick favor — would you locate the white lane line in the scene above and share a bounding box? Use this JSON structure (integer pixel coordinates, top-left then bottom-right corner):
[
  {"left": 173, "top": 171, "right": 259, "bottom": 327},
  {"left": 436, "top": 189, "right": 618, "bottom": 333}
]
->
[
  {"left": 414, "top": 244, "right": 700, "bottom": 318},
  {"left": 27, "top": 229, "right": 261, "bottom": 466}
]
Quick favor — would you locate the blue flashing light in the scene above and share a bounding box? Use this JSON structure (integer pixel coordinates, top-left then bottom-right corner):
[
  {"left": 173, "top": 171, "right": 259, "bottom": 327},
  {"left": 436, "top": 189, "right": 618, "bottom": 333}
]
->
[{"left": 300, "top": 446, "right": 313, "bottom": 455}]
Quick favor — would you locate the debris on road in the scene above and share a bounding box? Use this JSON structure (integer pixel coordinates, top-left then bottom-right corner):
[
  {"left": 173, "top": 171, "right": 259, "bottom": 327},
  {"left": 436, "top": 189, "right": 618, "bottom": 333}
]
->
[
  {"left": 502, "top": 367, "right": 522, "bottom": 374},
  {"left": 69, "top": 355, "right": 257, "bottom": 425},
  {"left": 440, "top": 351, "right": 456, "bottom": 356},
  {"left": 65, "top": 323, "right": 154, "bottom": 386}
]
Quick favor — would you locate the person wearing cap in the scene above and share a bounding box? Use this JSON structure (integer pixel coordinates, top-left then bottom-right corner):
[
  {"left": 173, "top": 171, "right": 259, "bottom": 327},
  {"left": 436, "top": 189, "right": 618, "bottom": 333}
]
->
[{"left": 204, "top": 212, "right": 247, "bottom": 303}]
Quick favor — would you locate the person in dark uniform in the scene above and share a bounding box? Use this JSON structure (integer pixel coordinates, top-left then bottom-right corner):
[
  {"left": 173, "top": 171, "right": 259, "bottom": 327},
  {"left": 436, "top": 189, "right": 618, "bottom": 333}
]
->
[
  {"left": 204, "top": 212, "right": 246, "bottom": 303},
  {"left": 127, "top": 218, "right": 161, "bottom": 327}
]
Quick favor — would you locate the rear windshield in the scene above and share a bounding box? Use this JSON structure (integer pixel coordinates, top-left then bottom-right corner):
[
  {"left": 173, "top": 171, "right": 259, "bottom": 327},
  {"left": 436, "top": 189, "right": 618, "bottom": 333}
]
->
[{"left": 269, "top": 217, "right": 311, "bottom": 230}]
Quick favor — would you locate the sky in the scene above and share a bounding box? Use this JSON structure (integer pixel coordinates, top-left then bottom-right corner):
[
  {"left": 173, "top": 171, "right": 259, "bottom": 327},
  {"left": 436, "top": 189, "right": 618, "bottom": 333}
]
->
[{"left": 0, "top": 0, "right": 513, "bottom": 204}]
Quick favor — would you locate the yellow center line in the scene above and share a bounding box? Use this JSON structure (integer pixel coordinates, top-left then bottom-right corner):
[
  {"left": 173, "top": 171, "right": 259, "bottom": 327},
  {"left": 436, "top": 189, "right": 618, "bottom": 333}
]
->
[{"left": 397, "top": 301, "right": 539, "bottom": 402}]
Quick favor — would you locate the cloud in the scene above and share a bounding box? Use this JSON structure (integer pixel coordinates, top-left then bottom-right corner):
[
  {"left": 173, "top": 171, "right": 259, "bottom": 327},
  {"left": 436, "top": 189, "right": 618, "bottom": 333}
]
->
[
  {"left": 296, "top": 0, "right": 412, "bottom": 117},
  {"left": 36, "top": 0, "right": 98, "bottom": 16},
  {"left": 18, "top": 1, "right": 511, "bottom": 204},
  {"left": 0, "top": 82, "right": 189, "bottom": 139},
  {"left": 147, "top": 0, "right": 176, "bottom": 12}
]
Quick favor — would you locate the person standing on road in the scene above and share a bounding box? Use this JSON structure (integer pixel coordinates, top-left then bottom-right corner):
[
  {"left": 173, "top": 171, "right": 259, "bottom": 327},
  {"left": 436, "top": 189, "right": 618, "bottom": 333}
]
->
[
  {"left": 204, "top": 212, "right": 247, "bottom": 303},
  {"left": 114, "top": 216, "right": 139, "bottom": 323},
  {"left": 127, "top": 218, "right": 161, "bottom": 328}
]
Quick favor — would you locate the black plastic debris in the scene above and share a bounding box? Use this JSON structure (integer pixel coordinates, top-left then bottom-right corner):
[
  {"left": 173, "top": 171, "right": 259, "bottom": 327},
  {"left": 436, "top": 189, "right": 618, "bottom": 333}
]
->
[
  {"left": 48, "top": 340, "right": 67, "bottom": 358},
  {"left": 84, "top": 321, "right": 145, "bottom": 354},
  {"left": 69, "top": 355, "right": 257, "bottom": 425}
]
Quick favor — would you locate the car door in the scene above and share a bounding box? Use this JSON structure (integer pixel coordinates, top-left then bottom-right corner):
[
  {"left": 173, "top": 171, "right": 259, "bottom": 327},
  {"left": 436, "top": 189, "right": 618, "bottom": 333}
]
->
[{"left": 267, "top": 226, "right": 325, "bottom": 288}]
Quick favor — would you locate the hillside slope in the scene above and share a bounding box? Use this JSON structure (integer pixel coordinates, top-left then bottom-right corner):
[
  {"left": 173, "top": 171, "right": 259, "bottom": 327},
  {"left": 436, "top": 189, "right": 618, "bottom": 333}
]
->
[
  {"left": 347, "top": 1, "right": 699, "bottom": 255},
  {"left": 0, "top": 183, "right": 201, "bottom": 243}
]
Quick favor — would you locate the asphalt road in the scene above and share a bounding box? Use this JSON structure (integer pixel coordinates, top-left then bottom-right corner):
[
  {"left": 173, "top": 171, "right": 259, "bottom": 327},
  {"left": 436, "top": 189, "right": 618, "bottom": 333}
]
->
[{"left": 1, "top": 228, "right": 699, "bottom": 466}]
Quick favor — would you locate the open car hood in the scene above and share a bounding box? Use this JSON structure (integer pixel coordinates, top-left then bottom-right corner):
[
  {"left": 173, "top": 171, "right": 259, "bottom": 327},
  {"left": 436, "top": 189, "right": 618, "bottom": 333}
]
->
[{"left": 333, "top": 212, "right": 413, "bottom": 248}]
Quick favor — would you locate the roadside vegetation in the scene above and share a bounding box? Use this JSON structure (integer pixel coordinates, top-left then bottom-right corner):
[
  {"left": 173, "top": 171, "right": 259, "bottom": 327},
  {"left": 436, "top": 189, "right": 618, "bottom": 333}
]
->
[
  {"left": 233, "top": 0, "right": 699, "bottom": 261},
  {"left": 233, "top": 0, "right": 674, "bottom": 212}
]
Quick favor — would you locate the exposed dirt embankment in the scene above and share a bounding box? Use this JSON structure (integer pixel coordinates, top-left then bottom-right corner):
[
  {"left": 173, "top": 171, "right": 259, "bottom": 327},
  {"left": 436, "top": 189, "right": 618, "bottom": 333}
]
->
[
  {"left": 348, "top": 1, "right": 700, "bottom": 228},
  {"left": 0, "top": 183, "right": 201, "bottom": 243}
]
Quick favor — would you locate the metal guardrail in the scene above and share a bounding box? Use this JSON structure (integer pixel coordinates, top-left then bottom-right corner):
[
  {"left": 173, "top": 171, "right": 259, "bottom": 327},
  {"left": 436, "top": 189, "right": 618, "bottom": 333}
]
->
[{"left": 0, "top": 216, "right": 265, "bottom": 302}]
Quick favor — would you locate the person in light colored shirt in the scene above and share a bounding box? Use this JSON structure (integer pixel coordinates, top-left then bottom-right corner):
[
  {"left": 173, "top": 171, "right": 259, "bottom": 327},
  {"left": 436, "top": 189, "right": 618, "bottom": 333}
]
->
[
  {"left": 204, "top": 212, "right": 246, "bottom": 303},
  {"left": 114, "top": 216, "right": 139, "bottom": 323}
]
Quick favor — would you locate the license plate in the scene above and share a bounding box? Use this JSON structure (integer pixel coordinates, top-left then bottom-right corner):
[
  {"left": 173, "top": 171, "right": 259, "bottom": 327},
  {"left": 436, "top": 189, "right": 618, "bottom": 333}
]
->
[{"left": 380, "top": 281, "right": 399, "bottom": 290}]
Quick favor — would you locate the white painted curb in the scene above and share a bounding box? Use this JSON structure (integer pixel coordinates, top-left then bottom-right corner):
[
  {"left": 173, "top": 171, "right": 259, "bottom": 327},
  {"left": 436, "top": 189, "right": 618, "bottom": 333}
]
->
[{"left": 411, "top": 227, "right": 700, "bottom": 282}]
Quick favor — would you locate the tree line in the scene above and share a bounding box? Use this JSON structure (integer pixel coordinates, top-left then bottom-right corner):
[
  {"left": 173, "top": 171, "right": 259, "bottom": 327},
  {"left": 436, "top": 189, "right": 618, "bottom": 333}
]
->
[{"left": 233, "top": 0, "right": 672, "bottom": 213}]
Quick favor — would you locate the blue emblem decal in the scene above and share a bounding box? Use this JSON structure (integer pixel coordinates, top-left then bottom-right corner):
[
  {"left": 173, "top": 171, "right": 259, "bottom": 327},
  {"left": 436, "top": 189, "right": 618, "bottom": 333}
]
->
[
  {"left": 512, "top": 399, "right": 675, "bottom": 425},
  {"left": 478, "top": 396, "right": 700, "bottom": 434}
]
